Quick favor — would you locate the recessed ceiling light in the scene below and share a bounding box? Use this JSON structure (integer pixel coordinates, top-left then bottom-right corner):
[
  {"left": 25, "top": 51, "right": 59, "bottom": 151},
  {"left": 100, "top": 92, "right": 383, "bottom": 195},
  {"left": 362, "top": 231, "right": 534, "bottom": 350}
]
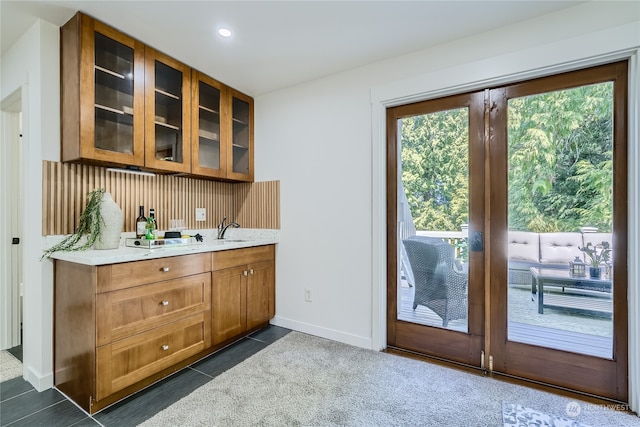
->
[{"left": 218, "top": 28, "right": 232, "bottom": 38}]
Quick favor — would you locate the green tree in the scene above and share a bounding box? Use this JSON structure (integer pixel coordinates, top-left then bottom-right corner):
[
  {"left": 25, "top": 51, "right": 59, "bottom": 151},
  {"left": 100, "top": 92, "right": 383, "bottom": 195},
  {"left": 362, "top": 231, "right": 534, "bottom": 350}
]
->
[{"left": 401, "top": 81, "right": 613, "bottom": 234}]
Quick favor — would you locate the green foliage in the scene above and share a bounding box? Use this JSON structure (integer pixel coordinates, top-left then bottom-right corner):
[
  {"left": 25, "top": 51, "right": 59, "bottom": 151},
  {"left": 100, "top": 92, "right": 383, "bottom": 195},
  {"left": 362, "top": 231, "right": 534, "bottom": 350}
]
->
[
  {"left": 401, "top": 108, "right": 469, "bottom": 232},
  {"left": 41, "top": 189, "right": 106, "bottom": 259},
  {"left": 401, "top": 82, "right": 613, "bottom": 234}
]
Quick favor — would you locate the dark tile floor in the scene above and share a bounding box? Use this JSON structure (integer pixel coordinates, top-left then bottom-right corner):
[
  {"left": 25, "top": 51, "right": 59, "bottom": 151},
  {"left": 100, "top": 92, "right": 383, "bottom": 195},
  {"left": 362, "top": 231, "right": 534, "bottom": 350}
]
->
[{"left": 0, "top": 325, "right": 291, "bottom": 427}]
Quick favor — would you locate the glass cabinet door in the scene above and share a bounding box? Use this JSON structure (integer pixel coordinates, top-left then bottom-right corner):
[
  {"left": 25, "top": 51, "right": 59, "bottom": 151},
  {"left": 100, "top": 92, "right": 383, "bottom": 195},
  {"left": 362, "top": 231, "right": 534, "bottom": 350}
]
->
[
  {"left": 68, "top": 15, "right": 145, "bottom": 165},
  {"left": 145, "top": 48, "right": 191, "bottom": 173},
  {"left": 191, "top": 71, "right": 226, "bottom": 178},
  {"left": 93, "top": 32, "right": 135, "bottom": 155},
  {"left": 227, "top": 88, "right": 254, "bottom": 181}
]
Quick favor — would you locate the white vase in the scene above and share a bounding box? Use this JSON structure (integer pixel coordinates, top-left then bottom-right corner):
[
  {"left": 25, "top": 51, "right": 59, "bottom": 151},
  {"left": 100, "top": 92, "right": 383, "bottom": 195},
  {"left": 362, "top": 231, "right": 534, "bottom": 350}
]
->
[{"left": 94, "top": 192, "right": 123, "bottom": 250}]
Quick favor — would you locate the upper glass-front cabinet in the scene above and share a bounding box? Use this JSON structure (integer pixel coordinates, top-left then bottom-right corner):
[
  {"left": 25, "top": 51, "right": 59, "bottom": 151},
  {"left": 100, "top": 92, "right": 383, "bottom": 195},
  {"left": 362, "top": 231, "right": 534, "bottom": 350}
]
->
[
  {"left": 61, "top": 13, "right": 145, "bottom": 165},
  {"left": 144, "top": 48, "right": 191, "bottom": 173},
  {"left": 191, "top": 71, "right": 226, "bottom": 178},
  {"left": 227, "top": 88, "right": 254, "bottom": 182}
]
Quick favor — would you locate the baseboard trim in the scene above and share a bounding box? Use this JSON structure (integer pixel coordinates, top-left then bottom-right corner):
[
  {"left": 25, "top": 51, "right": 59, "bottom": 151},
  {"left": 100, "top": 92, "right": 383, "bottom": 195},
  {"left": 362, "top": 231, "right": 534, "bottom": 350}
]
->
[
  {"left": 24, "top": 364, "right": 53, "bottom": 392},
  {"left": 271, "top": 316, "right": 372, "bottom": 349}
]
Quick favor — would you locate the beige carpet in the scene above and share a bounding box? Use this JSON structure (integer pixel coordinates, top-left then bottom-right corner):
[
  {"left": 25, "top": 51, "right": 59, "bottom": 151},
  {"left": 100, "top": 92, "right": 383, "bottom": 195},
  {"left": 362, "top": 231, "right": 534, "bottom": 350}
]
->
[
  {"left": 140, "top": 332, "right": 639, "bottom": 427},
  {"left": 0, "top": 350, "right": 22, "bottom": 382}
]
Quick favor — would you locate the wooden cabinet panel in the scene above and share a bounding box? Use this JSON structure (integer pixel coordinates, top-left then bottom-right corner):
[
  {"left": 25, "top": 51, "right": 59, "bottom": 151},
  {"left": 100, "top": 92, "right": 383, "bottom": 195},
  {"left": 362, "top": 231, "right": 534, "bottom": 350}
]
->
[
  {"left": 96, "top": 311, "right": 211, "bottom": 399},
  {"left": 191, "top": 70, "right": 227, "bottom": 178},
  {"left": 61, "top": 12, "right": 145, "bottom": 167},
  {"left": 96, "top": 272, "right": 211, "bottom": 346},
  {"left": 225, "top": 87, "right": 254, "bottom": 182},
  {"left": 211, "top": 244, "right": 274, "bottom": 271},
  {"left": 246, "top": 261, "right": 275, "bottom": 330},
  {"left": 61, "top": 12, "right": 254, "bottom": 181},
  {"left": 144, "top": 47, "right": 192, "bottom": 173},
  {"left": 212, "top": 266, "right": 247, "bottom": 344},
  {"left": 211, "top": 245, "right": 275, "bottom": 343},
  {"left": 103, "top": 253, "right": 210, "bottom": 292}
]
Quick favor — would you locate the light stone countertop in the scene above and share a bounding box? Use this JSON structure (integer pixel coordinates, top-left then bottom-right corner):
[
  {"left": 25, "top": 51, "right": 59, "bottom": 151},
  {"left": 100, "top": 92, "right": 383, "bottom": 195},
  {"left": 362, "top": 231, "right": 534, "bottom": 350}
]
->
[{"left": 45, "top": 228, "right": 279, "bottom": 266}]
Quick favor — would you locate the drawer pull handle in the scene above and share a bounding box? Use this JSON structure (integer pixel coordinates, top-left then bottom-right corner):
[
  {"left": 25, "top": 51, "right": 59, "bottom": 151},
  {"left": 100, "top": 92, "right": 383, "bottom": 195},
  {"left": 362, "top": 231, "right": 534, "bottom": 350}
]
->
[
  {"left": 243, "top": 270, "right": 248, "bottom": 276},
  {"left": 161, "top": 267, "right": 170, "bottom": 272},
  {"left": 161, "top": 300, "right": 169, "bottom": 306},
  {"left": 249, "top": 269, "right": 254, "bottom": 275},
  {"left": 162, "top": 345, "right": 169, "bottom": 351}
]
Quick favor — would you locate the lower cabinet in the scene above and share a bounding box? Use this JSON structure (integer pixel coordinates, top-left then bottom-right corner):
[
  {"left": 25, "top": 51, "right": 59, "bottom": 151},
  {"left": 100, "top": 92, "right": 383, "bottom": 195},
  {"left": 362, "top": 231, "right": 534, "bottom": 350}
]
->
[
  {"left": 212, "top": 245, "right": 275, "bottom": 344},
  {"left": 54, "top": 245, "right": 275, "bottom": 414}
]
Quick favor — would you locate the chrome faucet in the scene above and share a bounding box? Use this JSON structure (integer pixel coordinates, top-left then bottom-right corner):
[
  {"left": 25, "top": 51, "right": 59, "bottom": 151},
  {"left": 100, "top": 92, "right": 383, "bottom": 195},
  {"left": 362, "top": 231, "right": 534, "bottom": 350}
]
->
[{"left": 217, "top": 217, "right": 240, "bottom": 239}]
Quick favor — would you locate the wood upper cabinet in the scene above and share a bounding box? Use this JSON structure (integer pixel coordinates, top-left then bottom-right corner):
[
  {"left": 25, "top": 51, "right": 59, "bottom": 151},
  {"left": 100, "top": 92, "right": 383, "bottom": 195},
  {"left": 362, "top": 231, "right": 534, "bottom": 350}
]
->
[
  {"left": 226, "top": 87, "right": 255, "bottom": 182},
  {"left": 211, "top": 245, "right": 275, "bottom": 344},
  {"left": 60, "top": 12, "right": 254, "bottom": 181},
  {"left": 144, "top": 48, "right": 191, "bottom": 173},
  {"left": 61, "top": 12, "right": 145, "bottom": 166},
  {"left": 191, "top": 71, "right": 227, "bottom": 178}
]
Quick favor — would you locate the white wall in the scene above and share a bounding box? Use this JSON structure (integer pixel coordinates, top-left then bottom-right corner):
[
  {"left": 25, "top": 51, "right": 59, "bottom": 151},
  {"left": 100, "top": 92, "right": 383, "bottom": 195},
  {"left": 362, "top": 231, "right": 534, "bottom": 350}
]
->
[
  {"left": 0, "top": 19, "right": 60, "bottom": 391},
  {"left": 257, "top": 1, "right": 640, "bottom": 351}
]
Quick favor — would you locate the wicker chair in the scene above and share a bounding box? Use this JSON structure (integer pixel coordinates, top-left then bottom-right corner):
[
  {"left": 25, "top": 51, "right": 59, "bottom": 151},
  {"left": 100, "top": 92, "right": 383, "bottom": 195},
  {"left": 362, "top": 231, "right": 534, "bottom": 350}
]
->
[{"left": 403, "top": 236, "right": 468, "bottom": 327}]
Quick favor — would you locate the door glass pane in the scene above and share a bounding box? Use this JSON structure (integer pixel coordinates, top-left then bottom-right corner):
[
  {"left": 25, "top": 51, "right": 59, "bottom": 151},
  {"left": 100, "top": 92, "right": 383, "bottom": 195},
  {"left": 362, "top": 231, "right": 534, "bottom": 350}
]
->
[
  {"left": 231, "top": 97, "right": 250, "bottom": 174},
  {"left": 154, "top": 61, "right": 183, "bottom": 163},
  {"left": 507, "top": 82, "right": 614, "bottom": 358},
  {"left": 94, "top": 32, "right": 134, "bottom": 154},
  {"left": 198, "top": 81, "right": 221, "bottom": 170},
  {"left": 398, "top": 108, "right": 469, "bottom": 332}
]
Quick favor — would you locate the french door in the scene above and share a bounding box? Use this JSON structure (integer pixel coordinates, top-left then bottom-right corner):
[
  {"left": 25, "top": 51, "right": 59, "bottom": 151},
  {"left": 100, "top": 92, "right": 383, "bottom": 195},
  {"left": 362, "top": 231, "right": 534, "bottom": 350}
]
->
[{"left": 387, "top": 61, "right": 628, "bottom": 401}]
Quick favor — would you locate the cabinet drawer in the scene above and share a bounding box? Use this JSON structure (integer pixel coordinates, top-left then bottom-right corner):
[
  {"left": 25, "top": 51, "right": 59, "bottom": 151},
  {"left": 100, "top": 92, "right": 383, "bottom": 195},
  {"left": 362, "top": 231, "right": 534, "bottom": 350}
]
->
[
  {"left": 96, "top": 311, "right": 211, "bottom": 400},
  {"left": 211, "top": 244, "right": 274, "bottom": 270},
  {"left": 96, "top": 273, "right": 211, "bottom": 346},
  {"left": 100, "top": 253, "right": 211, "bottom": 292}
]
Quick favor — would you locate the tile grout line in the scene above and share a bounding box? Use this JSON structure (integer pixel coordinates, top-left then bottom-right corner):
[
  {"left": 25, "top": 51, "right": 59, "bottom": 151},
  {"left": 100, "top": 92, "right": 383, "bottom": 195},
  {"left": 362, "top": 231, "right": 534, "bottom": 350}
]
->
[
  {"left": 0, "top": 388, "right": 36, "bottom": 404},
  {"left": 3, "top": 399, "right": 67, "bottom": 427}
]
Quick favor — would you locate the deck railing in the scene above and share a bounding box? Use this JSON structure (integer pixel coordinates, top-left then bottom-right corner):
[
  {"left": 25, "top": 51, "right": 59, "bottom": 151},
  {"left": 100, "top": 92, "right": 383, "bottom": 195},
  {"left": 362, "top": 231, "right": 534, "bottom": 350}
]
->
[{"left": 416, "top": 229, "right": 468, "bottom": 261}]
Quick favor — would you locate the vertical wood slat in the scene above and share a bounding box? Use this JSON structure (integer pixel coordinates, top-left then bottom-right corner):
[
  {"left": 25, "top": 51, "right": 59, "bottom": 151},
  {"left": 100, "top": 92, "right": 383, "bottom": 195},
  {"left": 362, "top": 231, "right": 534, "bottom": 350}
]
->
[{"left": 42, "top": 161, "right": 280, "bottom": 235}]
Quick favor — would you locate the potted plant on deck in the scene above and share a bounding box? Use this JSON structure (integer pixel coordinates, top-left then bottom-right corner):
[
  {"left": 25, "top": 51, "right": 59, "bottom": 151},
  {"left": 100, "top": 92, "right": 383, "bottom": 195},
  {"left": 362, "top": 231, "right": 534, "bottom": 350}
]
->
[{"left": 579, "top": 241, "right": 612, "bottom": 279}]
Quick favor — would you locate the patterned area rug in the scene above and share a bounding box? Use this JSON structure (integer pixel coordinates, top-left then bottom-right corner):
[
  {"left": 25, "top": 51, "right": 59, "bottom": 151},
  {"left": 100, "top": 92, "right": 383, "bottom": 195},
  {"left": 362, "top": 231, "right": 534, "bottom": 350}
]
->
[
  {"left": 503, "top": 402, "right": 592, "bottom": 427},
  {"left": 0, "top": 350, "right": 22, "bottom": 382}
]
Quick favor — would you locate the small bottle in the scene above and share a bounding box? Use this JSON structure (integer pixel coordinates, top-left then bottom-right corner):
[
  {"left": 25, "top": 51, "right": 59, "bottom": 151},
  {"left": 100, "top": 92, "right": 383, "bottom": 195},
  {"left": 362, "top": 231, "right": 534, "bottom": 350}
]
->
[
  {"left": 135, "top": 206, "right": 147, "bottom": 238},
  {"left": 145, "top": 208, "right": 157, "bottom": 240}
]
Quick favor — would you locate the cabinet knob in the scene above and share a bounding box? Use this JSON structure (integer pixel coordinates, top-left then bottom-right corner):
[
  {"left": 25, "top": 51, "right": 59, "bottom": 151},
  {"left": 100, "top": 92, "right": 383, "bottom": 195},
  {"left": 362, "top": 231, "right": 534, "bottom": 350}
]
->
[
  {"left": 161, "top": 267, "right": 170, "bottom": 272},
  {"left": 249, "top": 269, "right": 254, "bottom": 275},
  {"left": 162, "top": 345, "right": 169, "bottom": 351},
  {"left": 243, "top": 270, "right": 248, "bottom": 276},
  {"left": 161, "top": 300, "right": 169, "bottom": 306}
]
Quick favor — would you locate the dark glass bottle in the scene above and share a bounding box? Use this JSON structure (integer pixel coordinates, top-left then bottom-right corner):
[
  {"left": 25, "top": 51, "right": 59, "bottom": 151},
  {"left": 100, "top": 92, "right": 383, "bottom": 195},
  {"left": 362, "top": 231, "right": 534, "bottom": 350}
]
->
[{"left": 135, "top": 206, "right": 146, "bottom": 238}]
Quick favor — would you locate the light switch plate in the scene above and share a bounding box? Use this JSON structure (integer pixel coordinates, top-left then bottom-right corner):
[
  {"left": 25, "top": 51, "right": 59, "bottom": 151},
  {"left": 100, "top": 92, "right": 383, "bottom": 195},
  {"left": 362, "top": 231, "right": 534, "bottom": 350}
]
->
[{"left": 195, "top": 208, "right": 206, "bottom": 222}]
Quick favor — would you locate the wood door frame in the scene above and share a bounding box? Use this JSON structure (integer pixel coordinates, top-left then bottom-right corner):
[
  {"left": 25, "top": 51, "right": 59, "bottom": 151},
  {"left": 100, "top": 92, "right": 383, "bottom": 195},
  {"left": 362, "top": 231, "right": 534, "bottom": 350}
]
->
[
  {"left": 385, "top": 60, "right": 629, "bottom": 402},
  {"left": 488, "top": 61, "right": 628, "bottom": 402},
  {"left": 386, "top": 91, "right": 485, "bottom": 366}
]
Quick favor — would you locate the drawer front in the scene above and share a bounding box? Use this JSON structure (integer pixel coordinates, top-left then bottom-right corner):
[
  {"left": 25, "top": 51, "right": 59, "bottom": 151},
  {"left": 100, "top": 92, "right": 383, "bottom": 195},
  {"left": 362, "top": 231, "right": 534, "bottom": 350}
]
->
[
  {"left": 102, "top": 253, "right": 211, "bottom": 292},
  {"left": 96, "top": 311, "right": 211, "bottom": 400},
  {"left": 212, "top": 244, "right": 275, "bottom": 271},
  {"left": 96, "top": 273, "right": 211, "bottom": 346}
]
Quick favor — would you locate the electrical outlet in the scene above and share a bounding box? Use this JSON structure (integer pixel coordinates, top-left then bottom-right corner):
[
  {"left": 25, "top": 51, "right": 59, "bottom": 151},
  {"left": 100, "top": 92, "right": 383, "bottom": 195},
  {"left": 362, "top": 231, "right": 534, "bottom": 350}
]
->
[
  {"left": 195, "top": 208, "right": 206, "bottom": 222},
  {"left": 304, "top": 288, "right": 312, "bottom": 302}
]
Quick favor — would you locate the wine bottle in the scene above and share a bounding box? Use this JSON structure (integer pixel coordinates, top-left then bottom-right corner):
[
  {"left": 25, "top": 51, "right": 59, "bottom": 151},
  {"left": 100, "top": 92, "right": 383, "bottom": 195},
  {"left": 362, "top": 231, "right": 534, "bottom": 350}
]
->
[
  {"left": 145, "top": 208, "right": 157, "bottom": 239},
  {"left": 135, "top": 206, "right": 146, "bottom": 238}
]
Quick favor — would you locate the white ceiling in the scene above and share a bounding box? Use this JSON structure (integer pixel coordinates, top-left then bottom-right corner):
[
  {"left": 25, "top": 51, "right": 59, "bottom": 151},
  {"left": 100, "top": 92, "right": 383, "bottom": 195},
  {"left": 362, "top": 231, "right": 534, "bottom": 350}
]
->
[{"left": 1, "top": 1, "right": 586, "bottom": 96}]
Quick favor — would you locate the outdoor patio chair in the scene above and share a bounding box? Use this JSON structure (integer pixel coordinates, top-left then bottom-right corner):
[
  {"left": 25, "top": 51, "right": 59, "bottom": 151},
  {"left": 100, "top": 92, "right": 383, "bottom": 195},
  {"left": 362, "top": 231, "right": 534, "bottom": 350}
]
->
[{"left": 403, "top": 236, "right": 468, "bottom": 327}]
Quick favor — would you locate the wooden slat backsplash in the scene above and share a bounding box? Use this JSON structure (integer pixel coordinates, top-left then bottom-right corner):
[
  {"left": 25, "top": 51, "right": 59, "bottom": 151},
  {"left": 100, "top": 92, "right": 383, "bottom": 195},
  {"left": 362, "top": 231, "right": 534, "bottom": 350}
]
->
[{"left": 42, "top": 161, "right": 279, "bottom": 235}]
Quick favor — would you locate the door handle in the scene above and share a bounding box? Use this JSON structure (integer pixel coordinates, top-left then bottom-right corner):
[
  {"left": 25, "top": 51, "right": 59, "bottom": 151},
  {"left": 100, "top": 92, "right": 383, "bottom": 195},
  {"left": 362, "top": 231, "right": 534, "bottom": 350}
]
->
[
  {"left": 470, "top": 231, "right": 484, "bottom": 252},
  {"left": 12, "top": 237, "right": 19, "bottom": 245}
]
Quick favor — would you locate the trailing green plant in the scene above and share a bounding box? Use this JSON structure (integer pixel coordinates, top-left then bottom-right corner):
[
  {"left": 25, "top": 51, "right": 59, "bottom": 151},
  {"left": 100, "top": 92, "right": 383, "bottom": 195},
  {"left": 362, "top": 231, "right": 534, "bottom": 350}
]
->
[{"left": 41, "top": 188, "right": 106, "bottom": 259}]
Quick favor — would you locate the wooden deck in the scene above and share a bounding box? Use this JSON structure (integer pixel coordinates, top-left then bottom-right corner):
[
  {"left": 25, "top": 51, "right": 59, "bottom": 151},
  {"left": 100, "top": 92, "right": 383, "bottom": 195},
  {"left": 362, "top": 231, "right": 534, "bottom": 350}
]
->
[{"left": 398, "top": 284, "right": 612, "bottom": 359}]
